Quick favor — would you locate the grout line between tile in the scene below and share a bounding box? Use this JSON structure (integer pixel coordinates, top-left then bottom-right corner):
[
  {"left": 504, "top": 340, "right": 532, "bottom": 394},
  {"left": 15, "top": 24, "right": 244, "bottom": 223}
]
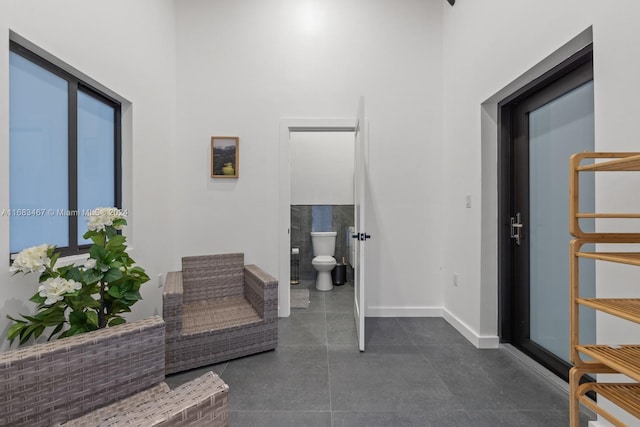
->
[{"left": 323, "top": 280, "right": 334, "bottom": 424}]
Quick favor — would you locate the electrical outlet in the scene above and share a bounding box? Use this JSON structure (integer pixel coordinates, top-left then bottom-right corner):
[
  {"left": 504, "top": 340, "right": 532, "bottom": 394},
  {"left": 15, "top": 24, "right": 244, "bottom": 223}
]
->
[
  {"left": 453, "top": 273, "right": 459, "bottom": 287},
  {"left": 157, "top": 273, "right": 164, "bottom": 288},
  {"left": 465, "top": 194, "right": 472, "bottom": 208}
]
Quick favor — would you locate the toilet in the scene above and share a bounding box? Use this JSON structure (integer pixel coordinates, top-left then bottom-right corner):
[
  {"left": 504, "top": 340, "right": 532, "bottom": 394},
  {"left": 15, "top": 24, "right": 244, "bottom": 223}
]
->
[{"left": 310, "top": 231, "right": 337, "bottom": 291}]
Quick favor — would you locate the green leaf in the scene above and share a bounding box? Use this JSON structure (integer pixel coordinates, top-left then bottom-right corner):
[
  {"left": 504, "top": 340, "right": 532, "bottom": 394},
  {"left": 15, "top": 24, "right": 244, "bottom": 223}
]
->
[
  {"left": 60, "top": 325, "right": 84, "bottom": 338},
  {"left": 6, "top": 314, "right": 26, "bottom": 323},
  {"left": 108, "top": 317, "right": 126, "bottom": 327},
  {"left": 106, "top": 226, "right": 118, "bottom": 239},
  {"left": 7, "top": 322, "right": 26, "bottom": 343},
  {"left": 89, "top": 232, "right": 106, "bottom": 246},
  {"left": 86, "top": 311, "right": 99, "bottom": 327},
  {"left": 123, "top": 290, "right": 142, "bottom": 301},
  {"left": 109, "top": 301, "right": 132, "bottom": 314},
  {"left": 83, "top": 269, "right": 103, "bottom": 285},
  {"left": 48, "top": 323, "right": 65, "bottom": 341},
  {"left": 33, "top": 325, "right": 45, "bottom": 340},
  {"left": 106, "top": 235, "right": 126, "bottom": 250},
  {"left": 49, "top": 251, "right": 60, "bottom": 269},
  {"left": 103, "top": 267, "right": 124, "bottom": 283},
  {"left": 39, "top": 308, "right": 66, "bottom": 327},
  {"left": 113, "top": 218, "right": 127, "bottom": 228},
  {"left": 20, "top": 323, "right": 41, "bottom": 345},
  {"left": 90, "top": 244, "right": 108, "bottom": 261},
  {"left": 74, "top": 294, "right": 100, "bottom": 309},
  {"left": 107, "top": 286, "right": 122, "bottom": 299},
  {"left": 64, "top": 267, "right": 83, "bottom": 282},
  {"left": 29, "top": 293, "right": 46, "bottom": 304},
  {"left": 69, "top": 310, "right": 87, "bottom": 327}
]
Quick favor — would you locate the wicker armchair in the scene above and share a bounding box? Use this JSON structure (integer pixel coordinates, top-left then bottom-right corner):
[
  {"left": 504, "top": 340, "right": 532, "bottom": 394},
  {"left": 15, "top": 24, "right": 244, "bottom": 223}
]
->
[
  {"left": 0, "top": 316, "right": 229, "bottom": 427},
  {"left": 163, "top": 253, "right": 278, "bottom": 374}
]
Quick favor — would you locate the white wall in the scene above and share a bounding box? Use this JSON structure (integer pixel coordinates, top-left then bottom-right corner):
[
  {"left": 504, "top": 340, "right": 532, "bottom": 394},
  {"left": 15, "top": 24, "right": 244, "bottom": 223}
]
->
[
  {"left": 443, "top": 1, "right": 640, "bottom": 423},
  {"left": 0, "top": 0, "right": 176, "bottom": 351},
  {"left": 173, "top": 0, "right": 445, "bottom": 316},
  {"left": 290, "top": 132, "right": 354, "bottom": 205}
]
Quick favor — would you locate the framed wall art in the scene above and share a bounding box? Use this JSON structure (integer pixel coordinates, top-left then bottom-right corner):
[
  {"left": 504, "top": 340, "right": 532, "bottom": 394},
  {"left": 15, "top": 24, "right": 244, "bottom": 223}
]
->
[{"left": 211, "top": 136, "right": 239, "bottom": 178}]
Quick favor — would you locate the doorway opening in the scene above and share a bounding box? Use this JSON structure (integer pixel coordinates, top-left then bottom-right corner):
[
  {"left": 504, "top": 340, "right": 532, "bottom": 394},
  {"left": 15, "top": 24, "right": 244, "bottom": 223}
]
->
[
  {"left": 498, "top": 45, "right": 594, "bottom": 381},
  {"left": 278, "top": 119, "right": 356, "bottom": 317},
  {"left": 289, "top": 130, "right": 355, "bottom": 294}
]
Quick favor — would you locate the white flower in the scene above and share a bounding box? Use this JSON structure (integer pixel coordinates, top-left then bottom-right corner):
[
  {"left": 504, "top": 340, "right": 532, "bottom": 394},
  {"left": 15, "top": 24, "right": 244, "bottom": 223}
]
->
[
  {"left": 38, "top": 277, "right": 82, "bottom": 305},
  {"left": 84, "top": 258, "right": 97, "bottom": 269},
  {"left": 10, "top": 244, "right": 52, "bottom": 274},
  {"left": 86, "top": 207, "right": 126, "bottom": 232}
]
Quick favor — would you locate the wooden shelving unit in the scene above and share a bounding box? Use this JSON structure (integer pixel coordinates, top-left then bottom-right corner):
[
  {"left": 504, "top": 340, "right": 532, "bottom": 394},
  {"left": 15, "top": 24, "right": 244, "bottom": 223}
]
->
[{"left": 570, "top": 152, "right": 640, "bottom": 427}]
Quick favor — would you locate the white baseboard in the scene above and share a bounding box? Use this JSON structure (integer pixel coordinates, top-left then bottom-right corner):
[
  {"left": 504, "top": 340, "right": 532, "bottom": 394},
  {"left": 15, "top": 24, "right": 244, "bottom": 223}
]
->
[
  {"left": 366, "top": 306, "right": 443, "bottom": 317},
  {"left": 588, "top": 422, "right": 607, "bottom": 427},
  {"left": 442, "top": 308, "right": 499, "bottom": 349},
  {"left": 364, "top": 306, "right": 499, "bottom": 349}
]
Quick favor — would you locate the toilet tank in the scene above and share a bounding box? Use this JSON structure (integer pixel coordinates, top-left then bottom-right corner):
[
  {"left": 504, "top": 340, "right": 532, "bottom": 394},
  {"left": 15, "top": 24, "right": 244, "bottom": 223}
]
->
[{"left": 310, "top": 232, "right": 337, "bottom": 256}]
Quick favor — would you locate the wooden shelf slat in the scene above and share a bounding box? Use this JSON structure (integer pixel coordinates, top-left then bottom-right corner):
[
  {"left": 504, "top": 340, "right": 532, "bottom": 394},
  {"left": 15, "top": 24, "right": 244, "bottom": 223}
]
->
[
  {"left": 577, "top": 154, "right": 640, "bottom": 171},
  {"left": 576, "top": 213, "right": 640, "bottom": 219},
  {"left": 576, "top": 345, "right": 640, "bottom": 383},
  {"left": 577, "top": 298, "right": 640, "bottom": 325},
  {"left": 577, "top": 383, "right": 640, "bottom": 422},
  {"left": 576, "top": 252, "right": 640, "bottom": 266},
  {"left": 570, "top": 152, "right": 640, "bottom": 426}
]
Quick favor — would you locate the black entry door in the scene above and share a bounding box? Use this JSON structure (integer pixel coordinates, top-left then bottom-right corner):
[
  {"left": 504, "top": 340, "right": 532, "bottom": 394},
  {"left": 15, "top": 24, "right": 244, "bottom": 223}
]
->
[{"left": 499, "top": 47, "right": 595, "bottom": 381}]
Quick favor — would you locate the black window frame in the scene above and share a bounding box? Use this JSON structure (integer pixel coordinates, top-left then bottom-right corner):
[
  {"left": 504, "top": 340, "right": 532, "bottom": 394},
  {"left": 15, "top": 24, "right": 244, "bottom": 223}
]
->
[{"left": 9, "top": 41, "right": 122, "bottom": 258}]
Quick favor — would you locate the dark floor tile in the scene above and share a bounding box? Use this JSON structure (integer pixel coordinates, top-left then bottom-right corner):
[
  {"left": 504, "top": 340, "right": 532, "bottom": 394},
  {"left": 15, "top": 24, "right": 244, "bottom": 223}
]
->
[
  {"left": 231, "top": 410, "right": 332, "bottom": 427},
  {"left": 220, "top": 346, "right": 330, "bottom": 411},
  {"left": 278, "top": 312, "right": 328, "bottom": 346},
  {"left": 437, "top": 365, "right": 518, "bottom": 411},
  {"left": 306, "top": 289, "right": 327, "bottom": 313},
  {"left": 325, "top": 284, "right": 354, "bottom": 313},
  {"left": 332, "top": 410, "right": 475, "bottom": 427},
  {"left": 170, "top": 291, "right": 593, "bottom": 426},
  {"left": 466, "top": 409, "right": 592, "bottom": 427},
  {"left": 327, "top": 312, "right": 357, "bottom": 345},
  {"left": 328, "top": 345, "right": 459, "bottom": 412},
  {"left": 396, "top": 317, "right": 470, "bottom": 345},
  {"left": 418, "top": 343, "right": 477, "bottom": 362},
  {"left": 491, "top": 369, "right": 570, "bottom": 411},
  {"left": 418, "top": 344, "right": 506, "bottom": 371},
  {"left": 364, "top": 317, "right": 415, "bottom": 346},
  {"left": 164, "top": 361, "right": 228, "bottom": 389}
]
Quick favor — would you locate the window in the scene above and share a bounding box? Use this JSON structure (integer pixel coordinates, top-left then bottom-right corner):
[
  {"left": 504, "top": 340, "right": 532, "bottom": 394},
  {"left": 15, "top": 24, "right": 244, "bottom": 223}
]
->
[{"left": 9, "top": 42, "right": 121, "bottom": 256}]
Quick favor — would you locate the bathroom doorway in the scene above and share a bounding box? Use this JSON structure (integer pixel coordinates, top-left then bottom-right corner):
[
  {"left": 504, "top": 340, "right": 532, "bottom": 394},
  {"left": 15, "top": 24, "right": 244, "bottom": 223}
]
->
[
  {"left": 279, "top": 98, "right": 369, "bottom": 352},
  {"left": 278, "top": 118, "right": 356, "bottom": 318},
  {"left": 289, "top": 131, "right": 355, "bottom": 288}
]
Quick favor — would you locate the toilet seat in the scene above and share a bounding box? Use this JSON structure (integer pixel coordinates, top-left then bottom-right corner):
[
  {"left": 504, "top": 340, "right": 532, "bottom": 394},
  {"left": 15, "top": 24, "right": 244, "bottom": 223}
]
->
[{"left": 312, "top": 256, "right": 336, "bottom": 266}]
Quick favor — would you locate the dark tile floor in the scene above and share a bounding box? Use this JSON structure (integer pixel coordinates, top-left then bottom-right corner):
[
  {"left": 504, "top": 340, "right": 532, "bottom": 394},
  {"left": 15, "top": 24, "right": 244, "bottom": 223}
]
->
[{"left": 166, "top": 280, "right": 594, "bottom": 427}]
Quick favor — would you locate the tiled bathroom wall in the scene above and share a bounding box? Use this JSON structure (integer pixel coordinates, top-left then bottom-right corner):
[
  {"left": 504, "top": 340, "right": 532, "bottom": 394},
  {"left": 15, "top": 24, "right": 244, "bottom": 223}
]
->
[{"left": 291, "top": 205, "right": 354, "bottom": 281}]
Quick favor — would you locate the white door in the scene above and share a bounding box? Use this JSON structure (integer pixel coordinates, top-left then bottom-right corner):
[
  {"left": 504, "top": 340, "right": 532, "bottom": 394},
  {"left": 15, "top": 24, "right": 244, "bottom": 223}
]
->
[{"left": 353, "top": 96, "right": 368, "bottom": 351}]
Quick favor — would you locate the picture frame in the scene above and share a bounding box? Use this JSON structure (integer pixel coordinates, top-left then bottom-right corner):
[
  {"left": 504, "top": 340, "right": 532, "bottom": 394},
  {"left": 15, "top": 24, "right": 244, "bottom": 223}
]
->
[{"left": 211, "top": 136, "right": 239, "bottom": 178}]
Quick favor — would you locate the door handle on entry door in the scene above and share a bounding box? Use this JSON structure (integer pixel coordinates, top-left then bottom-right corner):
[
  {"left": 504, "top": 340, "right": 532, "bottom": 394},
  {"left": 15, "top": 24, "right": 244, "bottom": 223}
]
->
[
  {"left": 352, "top": 233, "right": 371, "bottom": 241},
  {"left": 510, "top": 213, "right": 523, "bottom": 246}
]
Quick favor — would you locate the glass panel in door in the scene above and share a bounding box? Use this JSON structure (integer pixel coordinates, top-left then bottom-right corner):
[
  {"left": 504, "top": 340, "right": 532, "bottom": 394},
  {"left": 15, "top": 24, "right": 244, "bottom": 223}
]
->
[{"left": 528, "top": 80, "right": 595, "bottom": 363}]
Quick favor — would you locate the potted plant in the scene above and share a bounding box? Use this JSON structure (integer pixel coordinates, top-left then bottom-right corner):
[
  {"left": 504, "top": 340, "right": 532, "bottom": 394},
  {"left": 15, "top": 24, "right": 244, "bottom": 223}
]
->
[{"left": 7, "top": 207, "right": 149, "bottom": 345}]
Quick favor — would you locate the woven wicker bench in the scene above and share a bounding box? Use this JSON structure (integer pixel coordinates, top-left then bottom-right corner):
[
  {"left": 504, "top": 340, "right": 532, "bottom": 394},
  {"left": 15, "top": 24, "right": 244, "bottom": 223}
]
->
[
  {"left": 0, "top": 316, "right": 229, "bottom": 427},
  {"left": 164, "top": 253, "right": 278, "bottom": 374}
]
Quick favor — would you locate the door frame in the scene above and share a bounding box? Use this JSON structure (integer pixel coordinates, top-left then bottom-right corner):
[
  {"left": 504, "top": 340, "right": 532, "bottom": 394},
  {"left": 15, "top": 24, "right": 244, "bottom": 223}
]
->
[
  {"left": 278, "top": 118, "right": 356, "bottom": 317},
  {"left": 497, "top": 45, "right": 593, "bottom": 377}
]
